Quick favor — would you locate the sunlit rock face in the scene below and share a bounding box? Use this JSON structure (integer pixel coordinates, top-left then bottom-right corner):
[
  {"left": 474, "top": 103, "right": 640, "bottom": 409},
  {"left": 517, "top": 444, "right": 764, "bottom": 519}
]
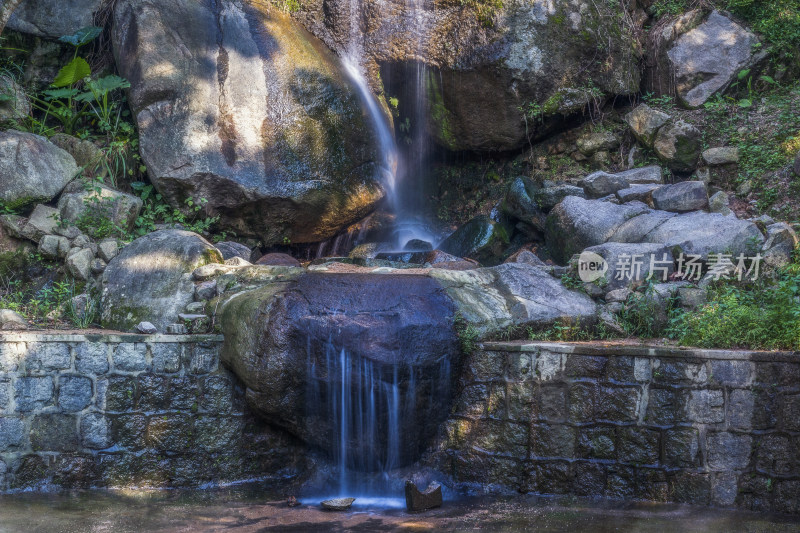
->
[
  {"left": 112, "top": 0, "right": 387, "bottom": 245},
  {"left": 293, "top": 0, "right": 642, "bottom": 151}
]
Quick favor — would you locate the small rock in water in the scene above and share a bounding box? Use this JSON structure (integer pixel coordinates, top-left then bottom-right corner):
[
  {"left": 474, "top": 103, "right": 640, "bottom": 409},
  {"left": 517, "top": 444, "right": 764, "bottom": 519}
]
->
[
  {"left": 321, "top": 497, "right": 355, "bottom": 511},
  {"left": 404, "top": 239, "right": 433, "bottom": 252},
  {"left": 135, "top": 321, "right": 158, "bottom": 335},
  {"left": 405, "top": 480, "right": 443, "bottom": 512},
  {"left": 287, "top": 496, "right": 300, "bottom": 508}
]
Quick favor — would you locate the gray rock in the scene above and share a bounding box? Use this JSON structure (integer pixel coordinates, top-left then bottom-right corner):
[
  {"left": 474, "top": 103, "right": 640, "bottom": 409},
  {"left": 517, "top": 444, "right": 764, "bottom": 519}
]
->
[
  {"left": 321, "top": 498, "right": 356, "bottom": 511},
  {"left": 737, "top": 180, "right": 753, "bottom": 196},
  {"left": 581, "top": 171, "right": 629, "bottom": 199},
  {"left": 194, "top": 281, "right": 218, "bottom": 301},
  {"left": 502, "top": 177, "right": 546, "bottom": 229},
  {"left": 615, "top": 184, "right": 661, "bottom": 204},
  {"left": 617, "top": 166, "right": 664, "bottom": 185},
  {"left": 581, "top": 242, "right": 675, "bottom": 291},
  {"left": 135, "top": 321, "right": 158, "bottom": 335},
  {"left": 708, "top": 191, "right": 733, "bottom": 216},
  {"left": 794, "top": 151, "right": 800, "bottom": 176},
  {"left": 166, "top": 323, "right": 188, "bottom": 335},
  {"left": 185, "top": 302, "right": 206, "bottom": 314},
  {"left": 625, "top": 105, "right": 670, "bottom": 148},
  {"left": 112, "top": 0, "right": 386, "bottom": 246},
  {"left": 761, "top": 222, "right": 799, "bottom": 269},
  {"left": 545, "top": 196, "right": 649, "bottom": 263},
  {"left": 57, "top": 375, "right": 93, "bottom": 412},
  {"left": 678, "top": 287, "right": 707, "bottom": 309},
  {"left": 101, "top": 230, "right": 224, "bottom": 331},
  {"left": 97, "top": 240, "right": 119, "bottom": 262},
  {"left": 58, "top": 181, "right": 143, "bottom": 232},
  {"left": 90, "top": 258, "right": 107, "bottom": 275},
  {"left": 49, "top": 134, "right": 104, "bottom": 176},
  {"left": 8, "top": 0, "right": 104, "bottom": 39},
  {"left": 224, "top": 256, "right": 252, "bottom": 267},
  {"left": 214, "top": 241, "right": 252, "bottom": 261},
  {"left": 66, "top": 248, "right": 94, "bottom": 281},
  {"left": 702, "top": 147, "right": 740, "bottom": 166},
  {"left": 577, "top": 131, "right": 619, "bottom": 156},
  {"left": 667, "top": 11, "right": 760, "bottom": 108},
  {"left": 38, "top": 234, "right": 71, "bottom": 259},
  {"left": 25, "top": 205, "right": 61, "bottom": 243},
  {"left": 0, "top": 131, "right": 78, "bottom": 209},
  {"left": 652, "top": 181, "right": 708, "bottom": 212},
  {"left": 643, "top": 211, "right": 764, "bottom": 258},
  {"left": 653, "top": 120, "right": 703, "bottom": 172},
  {"left": 405, "top": 480, "right": 443, "bottom": 512},
  {"left": 0, "top": 76, "right": 30, "bottom": 122},
  {"left": 535, "top": 184, "right": 585, "bottom": 211},
  {"left": 605, "top": 288, "right": 632, "bottom": 303},
  {"left": 53, "top": 225, "right": 83, "bottom": 240},
  {"left": 0, "top": 309, "right": 28, "bottom": 330}
]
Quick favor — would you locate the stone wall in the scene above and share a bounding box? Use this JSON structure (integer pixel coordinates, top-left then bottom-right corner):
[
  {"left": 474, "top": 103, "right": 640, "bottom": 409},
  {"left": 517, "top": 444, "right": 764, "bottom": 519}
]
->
[
  {"left": 428, "top": 341, "right": 800, "bottom": 514},
  {"left": 0, "top": 333, "right": 307, "bottom": 492}
]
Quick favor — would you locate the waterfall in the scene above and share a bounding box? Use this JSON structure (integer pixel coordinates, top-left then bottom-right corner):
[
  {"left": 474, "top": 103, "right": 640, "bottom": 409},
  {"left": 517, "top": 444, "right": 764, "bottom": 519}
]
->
[
  {"left": 339, "top": 0, "right": 438, "bottom": 251},
  {"left": 305, "top": 338, "right": 452, "bottom": 501}
]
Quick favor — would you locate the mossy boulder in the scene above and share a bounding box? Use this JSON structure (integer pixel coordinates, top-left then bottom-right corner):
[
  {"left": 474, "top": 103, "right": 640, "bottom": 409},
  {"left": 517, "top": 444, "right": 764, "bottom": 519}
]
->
[
  {"left": 100, "top": 230, "right": 223, "bottom": 332},
  {"left": 112, "top": 0, "right": 387, "bottom": 245}
]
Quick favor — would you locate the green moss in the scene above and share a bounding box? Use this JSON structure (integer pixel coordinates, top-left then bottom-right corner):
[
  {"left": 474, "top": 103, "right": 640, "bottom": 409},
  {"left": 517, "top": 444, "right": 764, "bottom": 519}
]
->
[{"left": 426, "top": 71, "right": 459, "bottom": 151}]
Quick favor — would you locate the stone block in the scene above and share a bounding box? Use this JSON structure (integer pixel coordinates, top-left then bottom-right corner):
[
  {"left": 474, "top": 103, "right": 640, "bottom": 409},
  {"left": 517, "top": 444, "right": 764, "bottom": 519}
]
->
[
  {"left": 706, "top": 432, "right": 752, "bottom": 470},
  {"left": 645, "top": 387, "right": 684, "bottom": 425},
  {"left": 572, "top": 462, "right": 606, "bottom": 496},
  {"left": 14, "top": 376, "right": 54, "bottom": 412},
  {"left": 779, "top": 394, "right": 800, "bottom": 432},
  {"left": 80, "top": 413, "right": 112, "bottom": 449},
  {"left": 596, "top": 386, "right": 640, "bottom": 422},
  {"left": 537, "top": 383, "right": 567, "bottom": 421},
  {"left": 727, "top": 389, "right": 754, "bottom": 430},
  {"left": 711, "top": 472, "right": 739, "bottom": 507},
  {"left": 663, "top": 427, "right": 701, "bottom": 468},
  {"left": 74, "top": 342, "right": 109, "bottom": 374},
  {"left": 754, "top": 362, "right": 800, "bottom": 387},
  {"left": 169, "top": 376, "right": 198, "bottom": 410},
  {"left": 200, "top": 375, "right": 234, "bottom": 413},
  {"left": 57, "top": 375, "right": 93, "bottom": 412},
  {"left": 564, "top": 355, "right": 607, "bottom": 378},
  {"left": 568, "top": 383, "right": 596, "bottom": 423},
  {"left": 505, "top": 381, "right": 534, "bottom": 421},
  {"left": 605, "top": 356, "right": 635, "bottom": 382},
  {"left": 151, "top": 343, "right": 181, "bottom": 373},
  {"left": 617, "top": 427, "right": 660, "bottom": 465},
  {"left": 755, "top": 434, "right": 793, "bottom": 475},
  {"left": 0, "top": 378, "right": 10, "bottom": 410},
  {"left": 188, "top": 344, "right": 218, "bottom": 374},
  {"left": 531, "top": 423, "right": 575, "bottom": 458},
  {"left": 710, "top": 360, "right": 753, "bottom": 386},
  {"left": 530, "top": 461, "right": 572, "bottom": 494},
  {"left": 468, "top": 351, "right": 505, "bottom": 381},
  {"left": 670, "top": 472, "right": 711, "bottom": 505},
  {"left": 25, "top": 342, "right": 71, "bottom": 371},
  {"left": 605, "top": 465, "right": 636, "bottom": 500},
  {"left": 112, "top": 343, "right": 148, "bottom": 372},
  {"left": 194, "top": 416, "right": 243, "bottom": 452},
  {"left": 0, "top": 342, "right": 25, "bottom": 371},
  {"left": 30, "top": 414, "right": 79, "bottom": 452},
  {"left": 111, "top": 414, "right": 147, "bottom": 450},
  {"left": 452, "top": 384, "right": 489, "bottom": 418},
  {"left": 577, "top": 426, "right": 616, "bottom": 460},
  {"left": 536, "top": 351, "right": 562, "bottom": 380},
  {"left": 103, "top": 375, "right": 137, "bottom": 411},
  {"left": 686, "top": 389, "right": 724, "bottom": 424},
  {"left": 138, "top": 375, "right": 171, "bottom": 411},
  {"left": 146, "top": 414, "right": 194, "bottom": 452},
  {"left": 653, "top": 360, "right": 708, "bottom": 384},
  {"left": 0, "top": 416, "right": 25, "bottom": 451}
]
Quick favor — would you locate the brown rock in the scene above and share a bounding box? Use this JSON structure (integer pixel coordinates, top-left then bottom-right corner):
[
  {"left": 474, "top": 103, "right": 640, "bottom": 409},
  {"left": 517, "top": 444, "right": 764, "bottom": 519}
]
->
[{"left": 405, "top": 480, "right": 443, "bottom": 512}]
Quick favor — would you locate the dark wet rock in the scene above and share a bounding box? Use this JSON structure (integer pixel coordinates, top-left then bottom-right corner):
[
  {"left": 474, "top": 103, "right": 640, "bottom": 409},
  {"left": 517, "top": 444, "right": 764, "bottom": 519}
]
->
[
  {"left": 439, "top": 216, "right": 509, "bottom": 265},
  {"left": 535, "top": 184, "right": 585, "bottom": 211},
  {"left": 112, "top": 1, "right": 386, "bottom": 245},
  {"left": 0, "top": 130, "right": 78, "bottom": 210},
  {"left": 405, "top": 480, "right": 443, "bottom": 512},
  {"left": 256, "top": 253, "right": 301, "bottom": 267},
  {"left": 651, "top": 181, "right": 708, "bottom": 213},
  {"left": 502, "top": 177, "right": 546, "bottom": 230},
  {"left": 101, "top": 230, "right": 223, "bottom": 331},
  {"left": 215, "top": 242, "right": 252, "bottom": 261},
  {"left": 321, "top": 497, "right": 355, "bottom": 511},
  {"left": 667, "top": 11, "right": 760, "bottom": 108},
  {"left": 653, "top": 120, "right": 702, "bottom": 172},
  {"left": 404, "top": 239, "right": 434, "bottom": 252},
  {"left": 625, "top": 105, "right": 670, "bottom": 148}
]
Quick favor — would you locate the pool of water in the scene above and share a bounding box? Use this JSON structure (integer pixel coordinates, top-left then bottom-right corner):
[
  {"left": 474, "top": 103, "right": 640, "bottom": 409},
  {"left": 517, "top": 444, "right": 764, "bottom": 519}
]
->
[{"left": 0, "top": 486, "right": 798, "bottom": 532}]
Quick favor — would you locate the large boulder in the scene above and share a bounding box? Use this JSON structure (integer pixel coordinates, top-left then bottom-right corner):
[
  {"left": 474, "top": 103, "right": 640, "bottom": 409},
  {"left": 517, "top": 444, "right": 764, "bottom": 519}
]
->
[
  {"left": 651, "top": 181, "right": 708, "bottom": 213},
  {"left": 439, "top": 216, "right": 509, "bottom": 265},
  {"left": 0, "top": 130, "right": 78, "bottom": 209},
  {"left": 216, "top": 262, "right": 595, "bottom": 467},
  {"left": 100, "top": 230, "right": 223, "bottom": 331},
  {"left": 293, "top": 0, "right": 641, "bottom": 151},
  {"left": 8, "top": 0, "right": 104, "bottom": 39},
  {"left": 58, "top": 181, "right": 143, "bottom": 232},
  {"left": 112, "top": 1, "right": 387, "bottom": 245},
  {"left": 666, "top": 11, "right": 760, "bottom": 108},
  {"left": 546, "top": 197, "right": 764, "bottom": 264},
  {"left": 580, "top": 242, "right": 675, "bottom": 291}
]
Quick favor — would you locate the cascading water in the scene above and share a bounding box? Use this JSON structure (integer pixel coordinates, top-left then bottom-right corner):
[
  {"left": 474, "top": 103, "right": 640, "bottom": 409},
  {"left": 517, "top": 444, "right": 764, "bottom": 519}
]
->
[
  {"left": 339, "top": 0, "right": 438, "bottom": 251},
  {"left": 304, "top": 338, "right": 452, "bottom": 505}
]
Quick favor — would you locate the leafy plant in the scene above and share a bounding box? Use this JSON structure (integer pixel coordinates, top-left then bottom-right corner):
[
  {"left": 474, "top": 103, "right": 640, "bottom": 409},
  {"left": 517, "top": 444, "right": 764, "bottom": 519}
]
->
[{"left": 130, "top": 182, "right": 220, "bottom": 238}]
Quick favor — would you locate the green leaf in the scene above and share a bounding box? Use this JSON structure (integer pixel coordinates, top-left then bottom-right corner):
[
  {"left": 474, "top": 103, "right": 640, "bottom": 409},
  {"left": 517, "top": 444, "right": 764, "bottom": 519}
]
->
[
  {"left": 58, "top": 26, "right": 102, "bottom": 47},
  {"left": 738, "top": 99, "right": 753, "bottom": 108},
  {"left": 89, "top": 75, "right": 131, "bottom": 94},
  {"left": 52, "top": 58, "right": 91, "bottom": 88},
  {"left": 43, "top": 88, "right": 80, "bottom": 100},
  {"left": 759, "top": 75, "right": 778, "bottom": 85},
  {"left": 737, "top": 69, "right": 751, "bottom": 80}
]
